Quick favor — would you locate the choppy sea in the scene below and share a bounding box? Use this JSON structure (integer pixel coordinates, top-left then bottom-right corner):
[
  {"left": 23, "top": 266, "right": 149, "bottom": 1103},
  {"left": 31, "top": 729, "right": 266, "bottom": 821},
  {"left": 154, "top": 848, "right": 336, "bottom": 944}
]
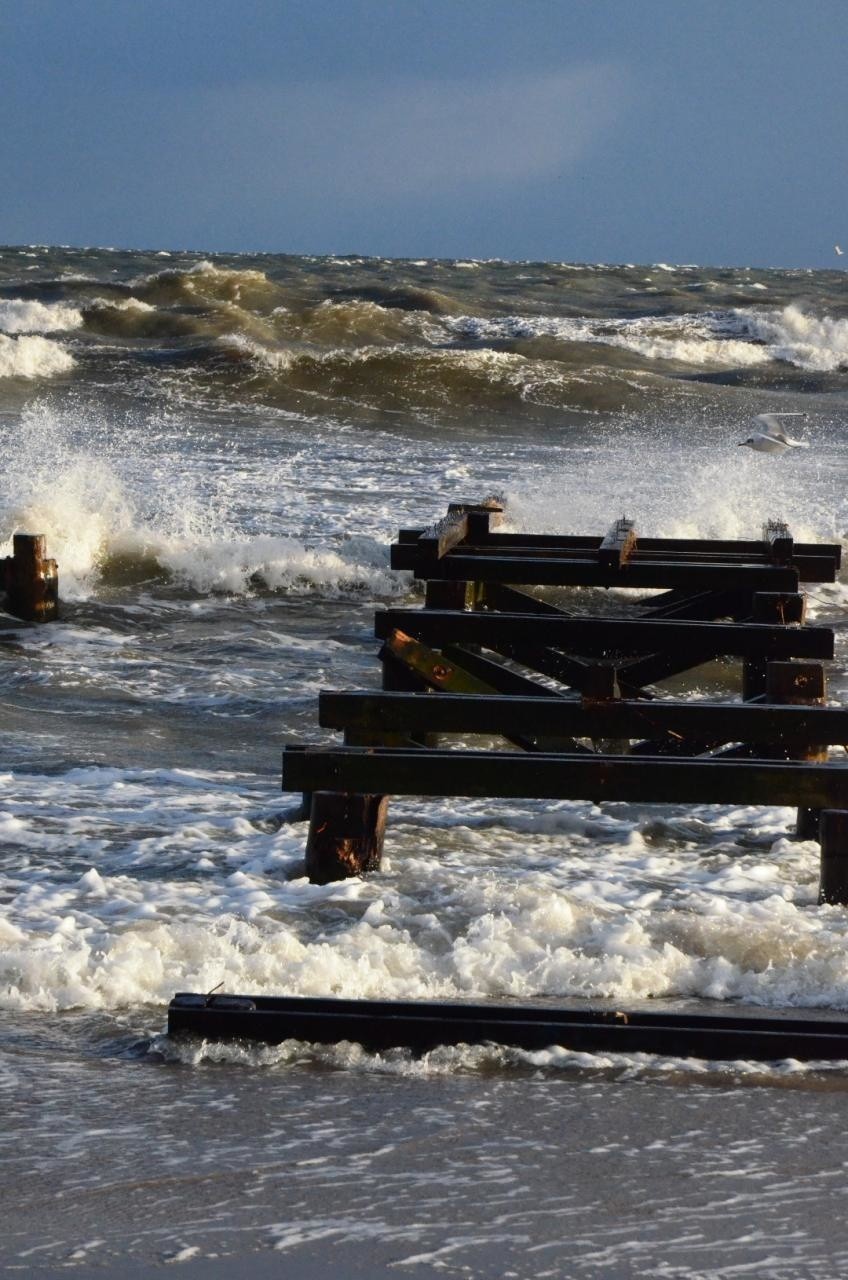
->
[{"left": 2, "top": 247, "right": 848, "bottom": 1277}]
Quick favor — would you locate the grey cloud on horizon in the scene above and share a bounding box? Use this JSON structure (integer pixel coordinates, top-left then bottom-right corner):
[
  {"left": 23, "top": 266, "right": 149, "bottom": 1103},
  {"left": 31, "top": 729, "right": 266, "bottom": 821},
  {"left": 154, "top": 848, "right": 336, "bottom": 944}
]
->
[
  {"left": 182, "top": 63, "right": 632, "bottom": 207},
  {"left": 0, "top": 61, "right": 633, "bottom": 252}
]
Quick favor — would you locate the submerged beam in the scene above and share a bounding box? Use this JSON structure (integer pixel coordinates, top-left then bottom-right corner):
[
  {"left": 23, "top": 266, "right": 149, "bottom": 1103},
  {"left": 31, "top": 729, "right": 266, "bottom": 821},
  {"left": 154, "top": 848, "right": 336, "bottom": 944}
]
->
[{"left": 168, "top": 992, "right": 848, "bottom": 1061}]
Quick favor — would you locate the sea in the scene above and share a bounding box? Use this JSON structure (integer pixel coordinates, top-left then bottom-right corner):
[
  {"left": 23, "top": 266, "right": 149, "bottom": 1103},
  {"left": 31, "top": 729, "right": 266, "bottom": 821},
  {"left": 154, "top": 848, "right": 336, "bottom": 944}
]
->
[{"left": 2, "top": 247, "right": 848, "bottom": 1278}]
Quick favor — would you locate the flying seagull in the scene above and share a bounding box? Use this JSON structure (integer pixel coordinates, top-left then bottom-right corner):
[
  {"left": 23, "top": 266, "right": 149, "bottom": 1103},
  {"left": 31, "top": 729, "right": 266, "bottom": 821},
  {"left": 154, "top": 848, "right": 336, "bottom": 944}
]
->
[
  {"left": 738, "top": 413, "right": 809, "bottom": 454},
  {"left": 836, "top": 245, "right": 844, "bottom": 256}
]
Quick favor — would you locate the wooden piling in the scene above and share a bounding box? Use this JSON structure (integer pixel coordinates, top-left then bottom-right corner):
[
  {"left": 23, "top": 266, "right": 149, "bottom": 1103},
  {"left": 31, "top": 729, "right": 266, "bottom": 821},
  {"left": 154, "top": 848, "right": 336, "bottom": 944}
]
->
[
  {"left": 743, "top": 593, "right": 807, "bottom": 700},
  {"left": 3, "top": 534, "right": 58, "bottom": 622},
  {"left": 819, "top": 810, "right": 848, "bottom": 905},
  {"left": 305, "top": 792, "right": 388, "bottom": 884},
  {"left": 765, "top": 660, "right": 827, "bottom": 839}
]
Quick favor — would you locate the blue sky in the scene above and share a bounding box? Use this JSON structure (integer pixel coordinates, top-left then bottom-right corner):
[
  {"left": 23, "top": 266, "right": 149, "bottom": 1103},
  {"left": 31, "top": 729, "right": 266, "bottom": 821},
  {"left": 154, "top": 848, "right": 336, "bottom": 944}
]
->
[{"left": 1, "top": 0, "right": 846, "bottom": 267}]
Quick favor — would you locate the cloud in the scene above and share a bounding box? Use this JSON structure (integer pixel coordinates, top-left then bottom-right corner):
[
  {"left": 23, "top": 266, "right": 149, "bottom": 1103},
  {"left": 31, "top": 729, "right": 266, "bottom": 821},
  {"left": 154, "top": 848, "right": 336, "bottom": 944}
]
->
[{"left": 187, "top": 63, "right": 631, "bottom": 206}]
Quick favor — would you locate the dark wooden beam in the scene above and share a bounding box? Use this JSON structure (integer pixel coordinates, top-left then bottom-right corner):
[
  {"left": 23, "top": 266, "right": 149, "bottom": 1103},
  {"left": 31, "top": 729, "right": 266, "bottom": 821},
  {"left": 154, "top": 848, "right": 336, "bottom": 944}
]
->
[
  {"left": 283, "top": 745, "right": 848, "bottom": 809},
  {"left": 440, "top": 644, "right": 567, "bottom": 697},
  {"left": 318, "top": 690, "right": 848, "bottom": 747},
  {"left": 380, "top": 631, "right": 590, "bottom": 752},
  {"left": 168, "top": 991, "right": 848, "bottom": 1061},
  {"left": 638, "top": 589, "right": 750, "bottom": 621},
  {"left": 415, "top": 555, "right": 803, "bottom": 591},
  {"left": 374, "top": 609, "right": 834, "bottom": 660}
]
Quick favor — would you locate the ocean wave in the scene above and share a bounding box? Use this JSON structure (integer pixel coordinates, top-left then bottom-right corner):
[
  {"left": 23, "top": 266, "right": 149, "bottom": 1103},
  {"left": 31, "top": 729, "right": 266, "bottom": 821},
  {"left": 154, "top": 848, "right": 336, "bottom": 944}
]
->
[
  {"left": 271, "top": 298, "right": 434, "bottom": 346},
  {"left": 735, "top": 303, "right": 848, "bottom": 371},
  {"left": 96, "top": 530, "right": 404, "bottom": 598},
  {"left": 0, "top": 298, "right": 84, "bottom": 334},
  {"left": 330, "top": 284, "right": 460, "bottom": 314},
  {"left": 448, "top": 311, "right": 772, "bottom": 369},
  {"left": 0, "top": 333, "right": 75, "bottom": 379},
  {"left": 214, "top": 338, "right": 651, "bottom": 413},
  {"left": 83, "top": 295, "right": 278, "bottom": 344},
  {"left": 0, "top": 402, "right": 408, "bottom": 600},
  {"left": 131, "top": 259, "right": 282, "bottom": 309}
]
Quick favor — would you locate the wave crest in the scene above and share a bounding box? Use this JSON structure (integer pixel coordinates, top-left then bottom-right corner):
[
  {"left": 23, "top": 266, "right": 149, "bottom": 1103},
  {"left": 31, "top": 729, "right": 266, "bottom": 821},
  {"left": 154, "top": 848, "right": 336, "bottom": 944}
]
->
[
  {"left": 0, "top": 334, "right": 75, "bottom": 379},
  {"left": 0, "top": 299, "right": 84, "bottom": 335},
  {"left": 737, "top": 304, "right": 848, "bottom": 371}
]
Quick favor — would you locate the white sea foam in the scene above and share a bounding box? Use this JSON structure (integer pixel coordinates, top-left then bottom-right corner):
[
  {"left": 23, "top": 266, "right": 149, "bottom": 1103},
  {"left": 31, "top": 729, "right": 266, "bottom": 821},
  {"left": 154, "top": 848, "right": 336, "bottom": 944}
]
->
[
  {"left": 0, "top": 402, "right": 407, "bottom": 599},
  {"left": 0, "top": 749, "right": 845, "bottom": 1020},
  {"left": 158, "top": 1031, "right": 846, "bottom": 1084},
  {"left": 217, "top": 331, "right": 294, "bottom": 372},
  {"left": 0, "top": 299, "right": 84, "bottom": 334},
  {"left": 0, "top": 333, "right": 75, "bottom": 378},
  {"left": 447, "top": 312, "right": 772, "bottom": 368},
  {"left": 88, "top": 295, "right": 155, "bottom": 314},
  {"left": 736, "top": 303, "right": 848, "bottom": 371},
  {"left": 506, "top": 426, "right": 848, "bottom": 547}
]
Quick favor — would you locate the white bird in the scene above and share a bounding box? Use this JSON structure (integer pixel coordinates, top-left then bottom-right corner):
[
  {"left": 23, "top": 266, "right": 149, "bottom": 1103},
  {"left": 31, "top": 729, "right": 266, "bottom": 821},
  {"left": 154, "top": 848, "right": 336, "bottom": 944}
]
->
[
  {"left": 738, "top": 412, "right": 809, "bottom": 453},
  {"left": 836, "top": 245, "right": 844, "bottom": 256}
]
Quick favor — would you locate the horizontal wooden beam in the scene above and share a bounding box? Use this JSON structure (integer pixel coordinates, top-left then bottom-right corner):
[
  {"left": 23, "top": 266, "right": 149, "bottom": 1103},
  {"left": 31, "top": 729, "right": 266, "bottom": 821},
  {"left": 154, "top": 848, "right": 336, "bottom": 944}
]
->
[
  {"left": 168, "top": 991, "right": 848, "bottom": 1061},
  {"left": 413, "top": 555, "right": 803, "bottom": 590},
  {"left": 374, "top": 609, "right": 834, "bottom": 660},
  {"left": 319, "top": 690, "right": 848, "bottom": 746},
  {"left": 408, "top": 531, "right": 840, "bottom": 565},
  {"left": 283, "top": 745, "right": 848, "bottom": 808}
]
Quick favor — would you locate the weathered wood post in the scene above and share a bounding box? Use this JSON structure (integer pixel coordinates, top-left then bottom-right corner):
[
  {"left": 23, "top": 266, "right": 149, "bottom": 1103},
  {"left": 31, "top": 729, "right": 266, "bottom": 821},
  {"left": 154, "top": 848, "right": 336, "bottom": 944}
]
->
[
  {"left": 819, "top": 811, "right": 848, "bottom": 905},
  {"left": 765, "top": 659, "right": 826, "bottom": 839},
  {"left": 3, "top": 534, "right": 59, "bottom": 622},
  {"left": 305, "top": 792, "right": 389, "bottom": 885},
  {"left": 743, "top": 592, "right": 806, "bottom": 700}
]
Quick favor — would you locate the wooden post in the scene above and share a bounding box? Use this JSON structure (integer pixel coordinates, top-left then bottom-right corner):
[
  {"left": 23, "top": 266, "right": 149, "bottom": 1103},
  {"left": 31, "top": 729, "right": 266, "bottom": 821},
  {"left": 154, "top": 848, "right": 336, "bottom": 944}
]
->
[
  {"left": 743, "top": 592, "right": 806, "bottom": 699},
  {"left": 425, "top": 579, "right": 476, "bottom": 610},
  {"left": 765, "top": 660, "right": 826, "bottom": 839},
  {"left": 3, "top": 534, "right": 59, "bottom": 622},
  {"left": 752, "top": 592, "right": 807, "bottom": 625},
  {"left": 819, "top": 811, "right": 848, "bottom": 905},
  {"left": 305, "top": 792, "right": 388, "bottom": 884}
]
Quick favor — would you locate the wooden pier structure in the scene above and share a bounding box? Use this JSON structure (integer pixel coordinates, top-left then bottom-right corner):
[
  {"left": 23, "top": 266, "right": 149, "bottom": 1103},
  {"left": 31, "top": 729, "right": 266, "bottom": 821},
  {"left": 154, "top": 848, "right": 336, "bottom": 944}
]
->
[
  {"left": 172, "top": 501, "right": 848, "bottom": 1061},
  {"left": 282, "top": 499, "right": 848, "bottom": 903}
]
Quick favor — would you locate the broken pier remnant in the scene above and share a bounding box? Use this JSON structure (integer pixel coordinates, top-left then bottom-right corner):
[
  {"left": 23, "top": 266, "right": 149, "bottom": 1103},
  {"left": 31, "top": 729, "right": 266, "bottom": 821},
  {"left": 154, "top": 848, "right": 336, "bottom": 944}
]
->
[
  {"left": 3, "top": 533, "right": 59, "bottom": 622},
  {"left": 283, "top": 504, "right": 848, "bottom": 903}
]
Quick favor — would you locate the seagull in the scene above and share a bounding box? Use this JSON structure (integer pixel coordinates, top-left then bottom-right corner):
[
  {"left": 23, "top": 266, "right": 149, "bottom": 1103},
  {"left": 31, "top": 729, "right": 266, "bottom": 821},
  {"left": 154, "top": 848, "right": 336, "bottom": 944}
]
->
[
  {"left": 836, "top": 245, "right": 844, "bottom": 256},
  {"left": 738, "top": 413, "right": 809, "bottom": 453}
]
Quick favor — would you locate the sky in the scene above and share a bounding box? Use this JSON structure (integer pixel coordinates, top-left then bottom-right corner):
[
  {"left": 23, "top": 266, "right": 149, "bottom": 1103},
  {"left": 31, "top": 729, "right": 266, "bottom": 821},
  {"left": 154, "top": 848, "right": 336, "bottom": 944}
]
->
[{"left": 1, "top": 0, "right": 846, "bottom": 267}]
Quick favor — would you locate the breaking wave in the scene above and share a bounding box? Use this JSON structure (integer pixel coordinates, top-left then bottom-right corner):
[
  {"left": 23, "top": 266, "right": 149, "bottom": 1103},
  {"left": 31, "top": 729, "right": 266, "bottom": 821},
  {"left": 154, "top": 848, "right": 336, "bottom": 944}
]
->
[
  {"left": 735, "top": 303, "right": 848, "bottom": 371},
  {"left": 0, "top": 298, "right": 84, "bottom": 334},
  {"left": 0, "top": 333, "right": 76, "bottom": 379}
]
